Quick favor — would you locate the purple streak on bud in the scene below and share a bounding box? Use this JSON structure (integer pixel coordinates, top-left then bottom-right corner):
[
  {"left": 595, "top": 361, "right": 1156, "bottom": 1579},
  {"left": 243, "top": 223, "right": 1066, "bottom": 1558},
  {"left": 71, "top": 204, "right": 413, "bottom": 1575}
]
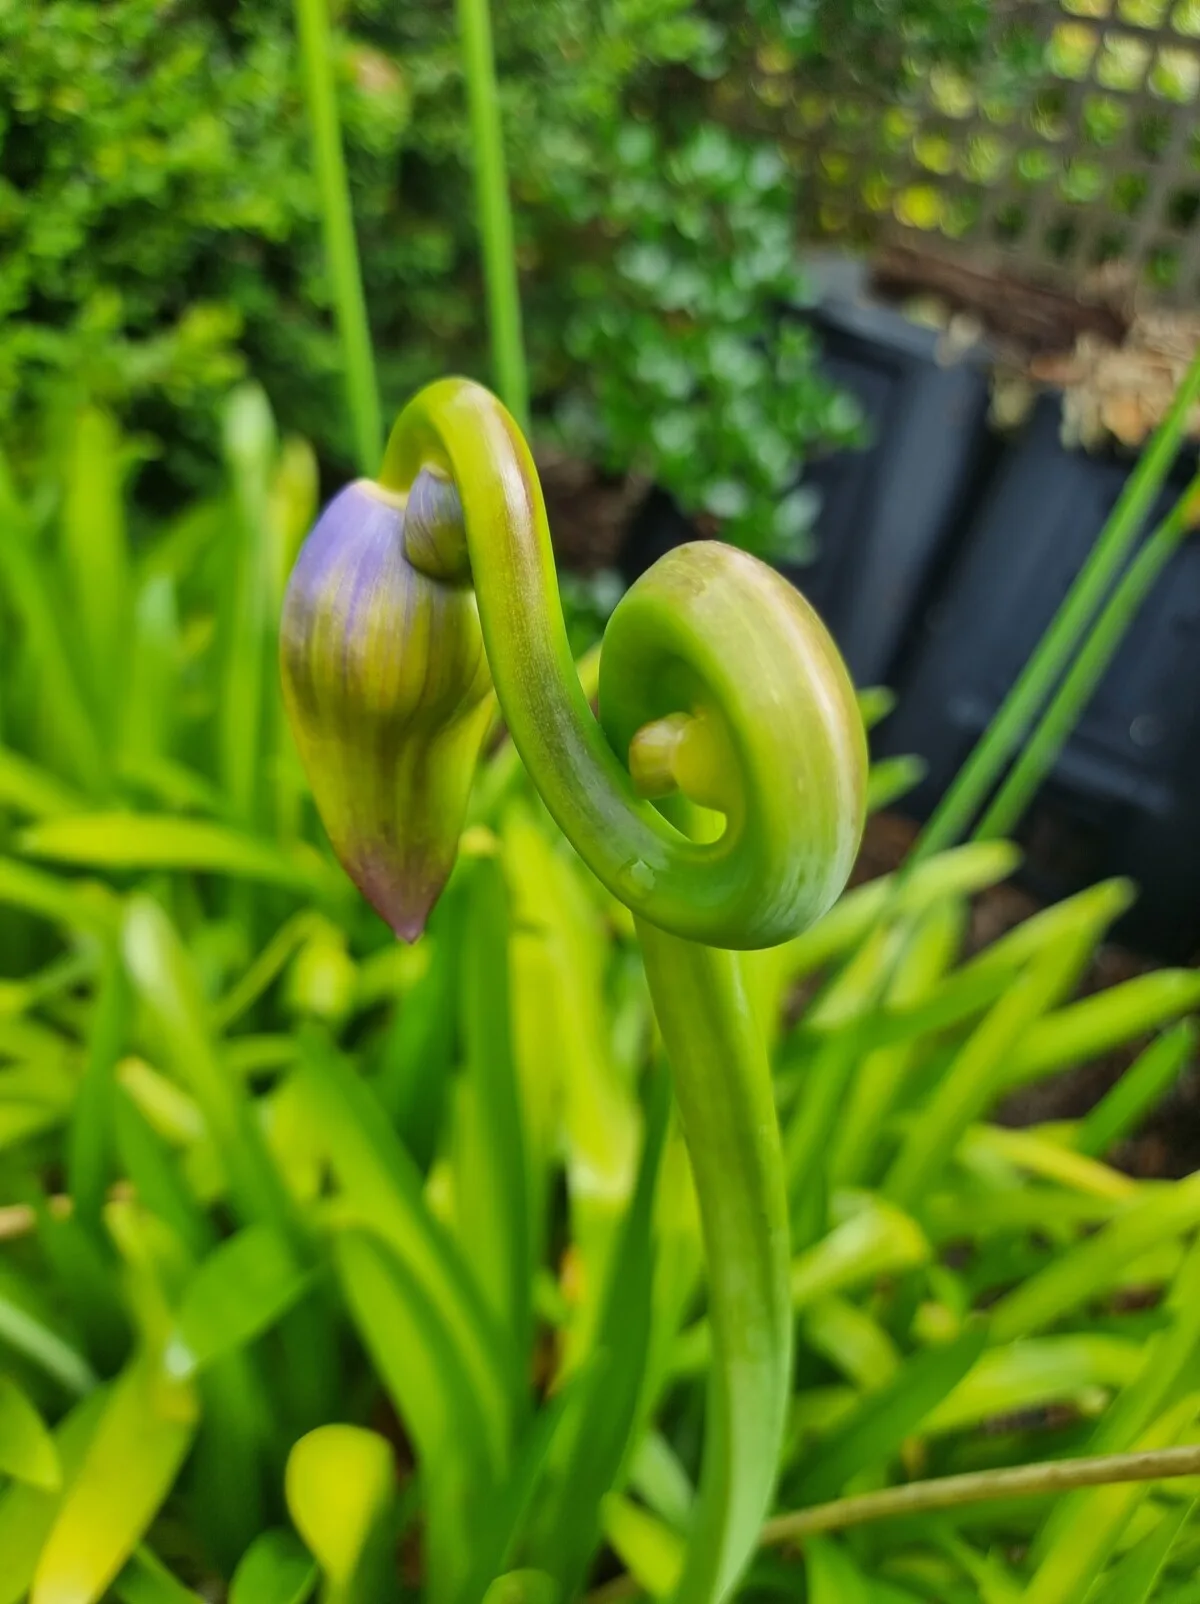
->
[{"left": 280, "top": 479, "right": 492, "bottom": 939}]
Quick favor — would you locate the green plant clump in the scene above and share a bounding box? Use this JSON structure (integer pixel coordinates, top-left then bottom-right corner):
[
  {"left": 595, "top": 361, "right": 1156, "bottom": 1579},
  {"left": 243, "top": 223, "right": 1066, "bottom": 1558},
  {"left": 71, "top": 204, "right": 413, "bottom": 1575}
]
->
[
  {"left": 2, "top": 0, "right": 964, "bottom": 539},
  {"left": 552, "top": 123, "right": 866, "bottom": 561},
  {"left": 3, "top": 387, "right": 1200, "bottom": 1603}
]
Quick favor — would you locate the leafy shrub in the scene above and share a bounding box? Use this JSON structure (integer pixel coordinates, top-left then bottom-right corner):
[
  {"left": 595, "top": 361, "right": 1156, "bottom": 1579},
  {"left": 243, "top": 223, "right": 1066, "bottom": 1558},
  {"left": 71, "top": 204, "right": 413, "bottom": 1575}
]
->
[
  {"left": 551, "top": 122, "right": 866, "bottom": 559},
  {"left": 3, "top": 399, "right": 1200, "bottom": 1601},
  {"left": 0, "top": 0, "right": 721, "bottom": 491},
  {"left": 1, "top": 0, "right": 889, "bottom": 534}
]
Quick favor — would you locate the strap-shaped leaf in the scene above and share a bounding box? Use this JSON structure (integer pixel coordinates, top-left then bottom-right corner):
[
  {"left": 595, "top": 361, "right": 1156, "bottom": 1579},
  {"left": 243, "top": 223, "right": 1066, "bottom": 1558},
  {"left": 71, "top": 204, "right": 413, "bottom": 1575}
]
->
[
  {"left": 335, "top": 1231, "right": 492, "bottom": 1604},
  {"left": 167, "top": 1224, "right": 314, "bottom": 1378},
  {"left": 229, "top": 1530, "right": 317, "bottom": 1604},
  {"left": 0, "top": 1377, "right": 59, "bottom": 1491},
  {"left": 452, "top": 856, "right": 532, "bottom": 1370},
  {"left": 297, "top": 1031, "right": 516, "bottom": 1464},
  {"left": 31, "top": 1353, "right": 197, "bottom": 1604},
  {"left": 0, "top": 1391, "right": 108, "bottom": 1604},
  {"left": 285, "top": 1425, "right": 395, "bottom": 1604}
]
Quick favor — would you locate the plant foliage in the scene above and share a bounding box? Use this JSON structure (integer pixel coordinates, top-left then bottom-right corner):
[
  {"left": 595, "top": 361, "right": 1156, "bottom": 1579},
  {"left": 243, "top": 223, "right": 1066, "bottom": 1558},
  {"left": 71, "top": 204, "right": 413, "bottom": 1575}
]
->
[{"left": 2, "top": 400, "right": 1200, "bottom": 1601}]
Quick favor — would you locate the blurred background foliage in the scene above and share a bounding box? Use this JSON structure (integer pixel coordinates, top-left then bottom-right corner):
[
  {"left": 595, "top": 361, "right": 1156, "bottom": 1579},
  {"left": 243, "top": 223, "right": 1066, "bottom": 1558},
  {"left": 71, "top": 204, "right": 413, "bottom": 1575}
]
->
[
  {"left": 10, "top": 2, "right": 1200, "bottom": 1597},
  {"left": 0, "top": 0, "right": 1000, "bottom": 549},
  {"left": 5, "top": 395, "right": 1200, "bottom": 1601}
]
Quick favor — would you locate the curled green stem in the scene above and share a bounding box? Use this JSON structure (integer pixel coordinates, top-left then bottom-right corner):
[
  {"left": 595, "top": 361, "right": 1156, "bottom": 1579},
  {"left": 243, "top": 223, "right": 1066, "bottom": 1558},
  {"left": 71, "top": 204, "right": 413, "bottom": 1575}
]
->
[
  {"left": 284, "top": 377, "right": 867, "bottom": 1603},
  {"left": 377, "top": 379, "right": 866, "bottom": 951}
]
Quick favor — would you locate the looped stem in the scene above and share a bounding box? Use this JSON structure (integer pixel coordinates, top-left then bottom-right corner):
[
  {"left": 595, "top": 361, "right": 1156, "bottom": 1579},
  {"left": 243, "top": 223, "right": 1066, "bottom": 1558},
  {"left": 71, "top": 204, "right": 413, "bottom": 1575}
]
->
[
  {"left": 378, "top": 378, "right": 865, "bottom": 951},
  {"left": 367, "top": 377, "right": 865, "bottom": 1603}
]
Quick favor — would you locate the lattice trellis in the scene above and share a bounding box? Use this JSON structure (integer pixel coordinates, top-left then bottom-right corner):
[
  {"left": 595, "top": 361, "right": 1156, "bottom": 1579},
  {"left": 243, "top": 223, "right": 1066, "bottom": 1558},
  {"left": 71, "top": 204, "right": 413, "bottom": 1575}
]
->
[{"left": 746, "top": 0, "right": 1200, "bottom": 303}]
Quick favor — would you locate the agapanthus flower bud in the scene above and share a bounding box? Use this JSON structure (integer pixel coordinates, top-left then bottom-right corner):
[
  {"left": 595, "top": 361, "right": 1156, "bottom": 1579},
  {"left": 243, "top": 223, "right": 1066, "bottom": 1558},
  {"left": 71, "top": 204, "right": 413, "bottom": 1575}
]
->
[{"left": 280, "top": 476, "right": 492, "bottom": 940}]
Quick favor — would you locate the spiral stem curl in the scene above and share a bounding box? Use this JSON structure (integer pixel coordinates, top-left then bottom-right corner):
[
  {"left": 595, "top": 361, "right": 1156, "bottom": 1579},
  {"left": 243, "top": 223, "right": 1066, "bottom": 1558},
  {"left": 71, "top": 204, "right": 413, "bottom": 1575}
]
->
[
  {"left": 378, "top": 378, "right": 866, "bottom": 951},
  {"left": 291, "top": 377, "right": 866, "bottom": 1604}
]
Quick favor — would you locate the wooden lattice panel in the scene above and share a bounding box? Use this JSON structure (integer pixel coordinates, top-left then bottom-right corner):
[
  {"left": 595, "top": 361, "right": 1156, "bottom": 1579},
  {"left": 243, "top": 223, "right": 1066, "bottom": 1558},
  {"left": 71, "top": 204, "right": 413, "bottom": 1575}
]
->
[{"left": 747, "top": 0, "right": 1200, "bottom": 303}]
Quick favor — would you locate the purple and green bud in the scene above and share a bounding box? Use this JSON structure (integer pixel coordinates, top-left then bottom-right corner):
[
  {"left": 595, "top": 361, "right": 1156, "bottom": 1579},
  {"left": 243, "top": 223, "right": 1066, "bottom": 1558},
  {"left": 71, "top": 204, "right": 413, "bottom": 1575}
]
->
[{"left": 280, "top": 474, "right": 492, "bottom": 941}]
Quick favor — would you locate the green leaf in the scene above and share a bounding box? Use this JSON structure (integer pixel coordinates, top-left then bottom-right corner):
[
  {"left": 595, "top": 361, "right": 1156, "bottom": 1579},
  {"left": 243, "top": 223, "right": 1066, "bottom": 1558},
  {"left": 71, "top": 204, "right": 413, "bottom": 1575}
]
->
[
  {"left": 628, "top": 1433, "right": 694, "bottom": 1532},
  {"left": 0, "top": 1377, "right": 60, "bottom": 1490},
  {"left": 792, "top": 1197, "right": 930, "bottom": 1311},
  {"left": 806, "top": 1536, "right": 872, "bottom": 1604},
  {"left": 31, "top": 1352, "right": 198, "bottom": 1604},
  {"left": 229, "top": 1530, "right": 317, "bottom": 1604},
  {"left": 480, "top": 1574, "right": 558, "bottom": 1604},
  {"left": 988, "top": 1171, "right": 1200, "bottom": 1343},
  {"left": 0, "top": 1281, "right": 97, "bottom": 1397},
  {"left": 830, "top": 897, "right": 964, "bottom": 1189},
  {"left": 167, "top": 1224, "right": 313, "bottom": 1378},
  {"left": 61, "top": 407, "right": 130, "bottom": 731},
  {"left": 119, "top": 575, "right": 179, "bottom": 769},
  {"left": 1077, "top": 1021, "right": 1197, "bottom": 1158},
  {"left": 335, "top": 1227, "right": 496, "bottom": 1603},
  {"left": 768, "top": 842, "right": 1019, "bottom": 998},
  {"left": 0, "top": 504, "right": 105, "bottom": 791},
  {"left": 673, "top": 1195, "right": 929, "bottom": 1379},
  {"left": 112, "top": 1547, "right": 208, "bottom": 1604},
  {"left": 21, "top": 814, "right": 339, "bottom": 896},
  {"left": 458, "top": 1384, "right": 581, "bottom": 1604},
  {"left": 785, "top": 926, "right": 895, "bottom": 1233},
  {"left": 602, "top": 1494, "right": 683, "bottom": 1598},
  {"left": 371, "top": 890, "right": 460, "bottom": 1166},
  {"left": 871, "top": 879, "right": 1135, "bottom": 1054},
  {"left": 66, "top": 950, "right": 129, "bottom": 1238},
  {"left": 1090, "top": 1495, "right": 1196, "bottom": 1604},
  {"left": 524, "top": 1075, "right": 668, "bottom": 1599},
  {"left": 502, "top": 802, "right": 639, "bottom": 1376},
  {"left": 285, "top": 1425, "right": 395, "bottom": 1604},
  {"left": 113, "top": 1090, "right": 215, "bottom": 1262},
  {"left": 801, "top": 1297, "right": 901, "bottom": 1393},
  {"left": 297, "top": 1032, "right": 513, "bottom": 1469},
  {"left": 884, "top": 937, "right": 1088, "bottom": 1210},
  {"left": 1021, "top": 1395, "right": 1199, "bottom": 1604},
  {"left": 219, "top": 383, "right": 277, "bottom": 827},
  {"left": 1006, "top": 971, "right": 1200, "bottom": 1090},
  {"left": 0, "top": 745, "right": 83, "bottom": 819},
  {"left": 0, "top": 855, "right": 116, "bottom": 936},
  {"left": 866, "top": 755, "right": 927, "bottom": 815},
  {"left": 0, "top": 1391, "right": 108, "bottom": 1604},
  {"left": 923, "top": 1336, "right": 1142, "bottom": 1437},
  {"left": 452, "top": 857, "right": 531, "bottom": 1363},
  {"left": 34, "top": 1204, "right": 129, "bottom": 1377},
  {"left": 857, "top": 688, "right": 896, "bottom": 730},
  {"left": 122, "top": 897, "right": 296, "bottom": 1232},
  {"left": 789, "top": 1323, "right": 988, "bottom": 1503}
]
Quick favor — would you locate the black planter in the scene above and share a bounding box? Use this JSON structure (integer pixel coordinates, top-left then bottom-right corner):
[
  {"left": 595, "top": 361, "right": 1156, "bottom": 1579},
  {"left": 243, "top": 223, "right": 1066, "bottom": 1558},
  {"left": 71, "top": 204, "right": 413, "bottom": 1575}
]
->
[
  {"left": 879, "top": 394, "right": 1200, "bottom": 961},
  {"left": 620, "top": 293, "right": 996, "bottom": 689}
]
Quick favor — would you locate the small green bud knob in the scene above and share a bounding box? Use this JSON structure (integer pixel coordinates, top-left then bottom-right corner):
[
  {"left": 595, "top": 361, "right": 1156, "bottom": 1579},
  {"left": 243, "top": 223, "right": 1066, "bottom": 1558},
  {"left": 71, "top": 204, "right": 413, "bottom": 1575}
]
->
[{"left": 280, "top": 477, "right": 492, "bottom": 940}]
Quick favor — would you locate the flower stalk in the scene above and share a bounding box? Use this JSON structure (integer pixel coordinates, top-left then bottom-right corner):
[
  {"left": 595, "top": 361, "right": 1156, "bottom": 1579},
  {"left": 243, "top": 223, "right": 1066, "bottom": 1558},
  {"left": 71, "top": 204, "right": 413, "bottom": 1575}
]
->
[{"left": 280, "top": 376, "right": 867, "bottom": 1603}]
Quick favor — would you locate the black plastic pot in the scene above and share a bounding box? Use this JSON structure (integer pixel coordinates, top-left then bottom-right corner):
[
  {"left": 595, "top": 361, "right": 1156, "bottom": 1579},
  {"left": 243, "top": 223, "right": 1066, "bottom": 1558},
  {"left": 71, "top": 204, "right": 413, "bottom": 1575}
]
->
[
  {"left": 879, "top": 394, "right": 1200, "bottom": 961},
  {"left": 620, "top": 293, "right": 996, "bottom": 689}
]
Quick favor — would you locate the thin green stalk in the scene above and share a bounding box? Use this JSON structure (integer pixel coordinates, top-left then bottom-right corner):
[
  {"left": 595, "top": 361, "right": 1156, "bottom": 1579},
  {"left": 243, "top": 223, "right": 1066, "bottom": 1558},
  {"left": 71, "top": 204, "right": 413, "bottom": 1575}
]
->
[
  {"left": 913, "top": 351, "right": 1200, "bottom": 861},
  {"left": 762, "top": 1443, "right": 1200, "bottom": 1547},
  {"left": 975, "top": 473, "right": 1200, "bottom": 841},
  {"left": 636, "top": 923, "right": 791, "bottom": 1604},
  {"left": 587, "top": 1445, "right": 1200, "bottom": 1602},
  {"left": 282, "top": 378, "right": 867, "bottom": 1601},
  {"left": 292, "top": 0, "right": 382, "bottom": 472},
  {"left": 456, "top": 0, "right": 529, "bottom": 429}
]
